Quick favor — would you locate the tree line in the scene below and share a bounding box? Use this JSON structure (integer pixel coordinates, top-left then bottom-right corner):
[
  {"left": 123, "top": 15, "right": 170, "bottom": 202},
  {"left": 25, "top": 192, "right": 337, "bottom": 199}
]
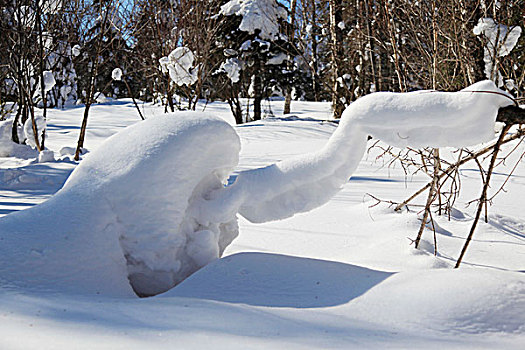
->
[{"left": 0, "top": 0, "right": 523, "bottom": 137}]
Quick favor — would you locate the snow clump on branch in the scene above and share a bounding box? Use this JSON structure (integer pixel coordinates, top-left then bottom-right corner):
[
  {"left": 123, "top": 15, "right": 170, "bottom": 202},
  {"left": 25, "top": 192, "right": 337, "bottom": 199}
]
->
[
  {"left": 112, "top": 68, "right": 123, "bottom": 81},
  {"left": 159, "top": 47, "right": 198, "bottom": 87},
  {"left": 473, "top": 18, "right": 522, "bottom": 86},
  {"left": 219, "top": 0, "right": 287, "bottom": 40}
]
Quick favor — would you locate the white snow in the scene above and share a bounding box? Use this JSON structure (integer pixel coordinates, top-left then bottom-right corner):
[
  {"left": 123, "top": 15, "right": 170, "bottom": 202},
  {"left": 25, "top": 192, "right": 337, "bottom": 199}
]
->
[
  {"left": 40, "top": 0, "right": 63, "bottom": 14},
  {"left": 473, "top": 18, "right": 522, "bottom": 57},
  {"left": 160, "top": 47, "right": 198, "bottom": 87},
  {"left": 203, "top": 80, "right": 514, "bottom": 224},
  {"left": 111, "top": 68, "right": 123, "bottom": 81},
  {"left": 42, "top": 70, "right": 56, "bottom": 92},
  {"left": 0, "top": 112, "right": 240, "bottom": 297},
  {"left": 220, "top": 0, "right": 287, "bottom": 40},
  {"left": 14, "top": 5, "right": 35, "bottom": 27},
  {"left": 23, "top": 114, "right": 46, "bottom": 149},
  {"left": 0, "top": 120, "right": 38, "bottom": 158},
  {"left": 346, "top": 80, "right": 514, "bottom": 148},
  {"left": 71, "top": 44, "right": 81, "bottom": 57},
  {"left": 0, "top": 90, "right": 524, "bottom": 349},
  {"left": 473, "top": 18, "right": 522, "bottom": 84},
  {"left": 266, "top": 52, "right": 288, "bottom": 65},
  {"left": 219, "top": 58, "right": 242, "bottom": 83}
]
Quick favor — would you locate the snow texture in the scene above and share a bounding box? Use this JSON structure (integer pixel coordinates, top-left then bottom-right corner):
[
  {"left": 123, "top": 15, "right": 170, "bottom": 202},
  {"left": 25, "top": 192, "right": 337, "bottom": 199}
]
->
[
  {"left": 0, "top": 80, "right": 514, "bottom": 297},
  {"left": 220, "top": 0, "right": 287, "bottom": 40},
  {"left": 42, "top": 70, "right": 56, "bottom": 92},
  {"left": 111, "top": 68, "right": 123, "bottom": 81},
  {"left": 160, "top": 47, "right": 198, "bottom": 87},
  {"left": 0, "top": 120, "right": 37, "bottom": 158},
  {"left": 219, "top": 58, "right": 242, "bottom": 83},
  {"left": 23, "top": 114, "right": 46, "bottom": 149},
  {"left": 72, "top": 44, "right": 81, "bottom": 57},
  {"left": 205, "top": 80, "right": 513, "bottom": 224},
  {"left": 0, "top": 113, "right": 240, "bottom": 297},
  {"left": 473, "top": 18, "right": 522, "bottom": 84},
  {"left": 266, "top": 52, "right": 288, "bottom": 65}
]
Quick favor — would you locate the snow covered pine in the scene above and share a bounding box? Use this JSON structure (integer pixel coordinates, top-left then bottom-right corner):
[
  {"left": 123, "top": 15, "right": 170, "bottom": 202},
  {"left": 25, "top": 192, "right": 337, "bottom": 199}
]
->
[{"left": 0, "top": 80, "right": 514, "bottom": 297}]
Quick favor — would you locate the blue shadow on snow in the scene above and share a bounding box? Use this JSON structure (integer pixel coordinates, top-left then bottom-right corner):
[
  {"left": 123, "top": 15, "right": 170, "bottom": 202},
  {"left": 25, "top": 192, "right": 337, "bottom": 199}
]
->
[{"left": 166, "top": 252, "right": 393, "bottom": 308}]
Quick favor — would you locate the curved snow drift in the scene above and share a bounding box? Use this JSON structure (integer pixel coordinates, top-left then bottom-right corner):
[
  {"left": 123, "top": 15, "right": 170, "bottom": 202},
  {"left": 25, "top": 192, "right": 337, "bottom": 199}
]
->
[{"left": 0, "top": 80, "right": 514, "bottom": 297}]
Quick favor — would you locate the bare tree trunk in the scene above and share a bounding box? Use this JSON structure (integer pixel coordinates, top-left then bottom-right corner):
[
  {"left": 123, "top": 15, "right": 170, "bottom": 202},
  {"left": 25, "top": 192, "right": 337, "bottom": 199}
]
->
[
  {"left": 310, "top": 0, "right": 319, "bottom": 101},
  {"left": 36, "top": 2, "right": 47, "bottom": 151},
  {"left": 74, "top": 6, "right": 110, "bottom": 161},
  {"left": 329, "top": 0, "right": 345, "bottom": 118},
  {"left": 252, "top": 61, "right": 262, "bottom": 121},
  {"left": 455, "top": 124, "right": 512, "bottom": 268},
  {"left": 283, "top": 0, "right": 297, "bottom": 115}
]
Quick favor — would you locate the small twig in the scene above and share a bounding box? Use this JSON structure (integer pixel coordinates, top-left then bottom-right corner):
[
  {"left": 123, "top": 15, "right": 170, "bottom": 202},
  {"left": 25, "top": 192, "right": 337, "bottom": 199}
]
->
[
  {"left": 455, "top": 124, "right": 512, "bottom": 268},
  {"left": 395, "top": 127, "right": 525, "bottom": 211}
]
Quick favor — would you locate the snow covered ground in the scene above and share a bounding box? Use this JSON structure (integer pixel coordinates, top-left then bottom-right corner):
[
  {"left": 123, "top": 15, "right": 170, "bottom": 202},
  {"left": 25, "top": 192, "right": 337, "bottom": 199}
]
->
[{"left": 0, "top": 98, "right": 524, "bottom": 349}]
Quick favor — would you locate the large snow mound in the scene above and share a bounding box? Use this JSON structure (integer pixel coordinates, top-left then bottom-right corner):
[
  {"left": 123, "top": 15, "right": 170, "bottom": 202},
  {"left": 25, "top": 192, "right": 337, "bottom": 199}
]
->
[{"left": 0, "top": 112, "right": 240, "bottom": 297}]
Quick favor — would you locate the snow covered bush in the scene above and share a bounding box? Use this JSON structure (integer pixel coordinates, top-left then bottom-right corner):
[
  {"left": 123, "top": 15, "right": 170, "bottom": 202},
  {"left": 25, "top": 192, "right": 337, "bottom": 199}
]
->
[{"left": 213, "top": 0, "right": 297, "bottom": 122}]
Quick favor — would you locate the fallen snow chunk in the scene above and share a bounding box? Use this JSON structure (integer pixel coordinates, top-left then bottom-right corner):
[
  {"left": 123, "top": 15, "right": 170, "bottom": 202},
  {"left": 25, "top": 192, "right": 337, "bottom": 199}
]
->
[{"left": 38, "top": 149, "right": 55, "bottom": 163}]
